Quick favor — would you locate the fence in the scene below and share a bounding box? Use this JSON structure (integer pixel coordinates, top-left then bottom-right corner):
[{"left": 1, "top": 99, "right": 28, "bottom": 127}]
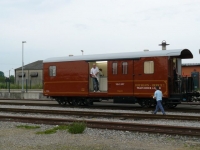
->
[{"left": 0, "top": 79, "right": 43, "bottom": 90}]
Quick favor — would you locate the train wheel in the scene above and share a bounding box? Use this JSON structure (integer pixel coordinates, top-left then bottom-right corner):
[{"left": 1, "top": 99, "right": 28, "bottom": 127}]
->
[
  {"left": 60, "top": 101, "right": 67, "bottom": 106},
  {"left": 73, "top": 99, "right": 83, "bottom": 106},
  {"left": 57, "top": 99, "right": 67, "bottom": 106},
  {"left": 138, "top": 99, "right": 152, "bottom": 108},
  {"left": 68, "top": 101, "right": 73, "bottom": 105},
  {"left": 71, "top": 99, "right": 78, "bottom": 106},
  {"left": 82, "top": 99, "right": 93, "bottom": 106},
  {"left": 167, "top": 104, "right": 177, "bottom": 108},
  {"left": 150, "top": 103, "right": 156, "bottom": 107}
]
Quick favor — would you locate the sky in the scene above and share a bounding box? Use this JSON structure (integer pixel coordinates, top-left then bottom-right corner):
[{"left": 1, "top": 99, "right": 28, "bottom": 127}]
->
[{"left": 1, "top": 0, "right": 200, "bottom": 77}]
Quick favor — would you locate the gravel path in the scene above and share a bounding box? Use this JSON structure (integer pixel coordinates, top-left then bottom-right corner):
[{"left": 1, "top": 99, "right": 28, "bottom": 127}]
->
[{"left": 0, "top": 105, "right": 200, "bottom": 150}]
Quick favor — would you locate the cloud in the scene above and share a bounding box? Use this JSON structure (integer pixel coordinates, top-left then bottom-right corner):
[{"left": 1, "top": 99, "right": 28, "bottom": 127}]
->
[{"left": 1, "top": 0, "right": 200, "bottom": 76}]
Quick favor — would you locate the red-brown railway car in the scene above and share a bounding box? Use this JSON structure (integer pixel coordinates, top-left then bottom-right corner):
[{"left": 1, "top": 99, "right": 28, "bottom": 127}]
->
[{"left": 43, "top": 49, "right": 199, "bottom": 107}]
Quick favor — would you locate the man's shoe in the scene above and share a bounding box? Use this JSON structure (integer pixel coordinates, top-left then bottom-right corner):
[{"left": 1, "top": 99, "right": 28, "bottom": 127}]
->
[
  {"left": 93, "top": 90, "right": 96, "bottom": 92},
  {"left": 163, "top": 113, "right": 166, "bottom": 115},
  {"left": 151, "top": 112, "right": 156, "bottom": 115},
  {"left": 97, "top": 90, "right": 100, "bottom": 92}
]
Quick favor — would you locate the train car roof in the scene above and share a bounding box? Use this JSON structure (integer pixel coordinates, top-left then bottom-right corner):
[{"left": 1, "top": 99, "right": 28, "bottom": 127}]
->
[{"left": 43, "top": 49, "right": 193, "bottom": 63}]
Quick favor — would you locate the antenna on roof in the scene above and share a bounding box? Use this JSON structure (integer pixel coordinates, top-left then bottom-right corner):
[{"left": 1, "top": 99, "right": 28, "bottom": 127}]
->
[{"left": 159, "top": 40, "right": 170, "bottom": 50}]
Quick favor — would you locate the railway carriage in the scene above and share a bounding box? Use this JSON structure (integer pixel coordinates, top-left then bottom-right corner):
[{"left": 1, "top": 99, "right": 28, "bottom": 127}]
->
[{"left": 43, "top": 49, "right": 199, "bottom": 108}]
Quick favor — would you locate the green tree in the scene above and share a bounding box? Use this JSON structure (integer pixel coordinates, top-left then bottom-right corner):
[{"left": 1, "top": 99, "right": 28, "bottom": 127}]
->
[
  {"left": 0, "top": 76, "right": 5, "bottom": 82},
  {"left": 9, "top": 75, "right": 15, "bottom": 84},
  {"left": 0, "top": 71, "right": 4, "bottom": 77}
]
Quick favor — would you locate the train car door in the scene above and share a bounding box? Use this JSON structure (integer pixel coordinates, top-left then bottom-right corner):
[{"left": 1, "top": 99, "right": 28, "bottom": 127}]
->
[
  {"left": 133, "top": 57, "right": 168, "bottom": 98},
  {"left": 88, "top": 61, "right": 108, "bottom": 93},
  {"left": 108, "top": 60, "right": 134, "bottom": 96}
]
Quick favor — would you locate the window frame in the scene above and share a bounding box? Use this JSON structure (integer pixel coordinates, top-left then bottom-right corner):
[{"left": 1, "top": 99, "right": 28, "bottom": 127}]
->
[
  {"left": 112, "top": 62, "right": 118, "bottom": 74},
  {"left": 122, "top": 62, "right": 128, "bottom": 74},
  {"left": 49, "top": 66, "right": 56, "bottom": 77},
  {"left": 144, "top": 61, "right": 154, "bottom": 74}
]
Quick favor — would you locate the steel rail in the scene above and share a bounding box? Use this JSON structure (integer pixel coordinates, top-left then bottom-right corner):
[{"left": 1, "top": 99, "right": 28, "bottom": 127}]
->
[
  {"left": 0, "top": 115, "right": 200, "bottom": 136},
  {"left": 0, "top": 99, "right": 52, "bottom": 101},
  {"left": 0, "top": 102, "right": 59, "bottom": 107},
  {"left": 0, "top": 101, "right": 200, "bottom": 113},
  {"left": 1, "top": 108, "right": 200, "bottom": 121},
  {"left": 1, "top": 99, "right": 200, "bottom": 104}
]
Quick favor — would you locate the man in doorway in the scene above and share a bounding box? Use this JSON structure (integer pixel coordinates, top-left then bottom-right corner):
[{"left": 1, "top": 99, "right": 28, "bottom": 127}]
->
[
  {"left": 152, "top": 86, "right": 166, "bottom": 115},
  {"left": 90, "top": 63, "right": 100, "bottom": 92}
]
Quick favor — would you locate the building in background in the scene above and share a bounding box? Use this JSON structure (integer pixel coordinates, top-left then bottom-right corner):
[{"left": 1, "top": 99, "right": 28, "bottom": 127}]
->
[{"left": 15, "top": 60, "right": 43, "bottom": 87}]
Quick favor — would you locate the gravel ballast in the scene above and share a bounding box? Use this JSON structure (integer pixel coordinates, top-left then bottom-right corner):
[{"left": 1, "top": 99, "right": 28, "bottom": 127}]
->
[
  {"left": 0, "top": 105, "right": 200, "bottom": 150},
  {"left": 0, "top": 122, "right": 200, "bottom": 150}
]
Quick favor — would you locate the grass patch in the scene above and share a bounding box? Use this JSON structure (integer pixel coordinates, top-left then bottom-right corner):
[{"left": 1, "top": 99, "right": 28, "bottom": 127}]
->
[
  {"left": 53, "top": 125, "right": 69, "bottom": 130},
  {"left": 36, "top": 122, "right": 86, "bottom": 135},
  {"left": 68, "top": 122, "right": 86, "bottom": 134},
  {"left": 16, "top": 125, "right": 40, "bottom": 129},
  {"left": 36, "top": 125, "right": 68, "bottom": 134},
  {"left": 36, "top": 128, "right": 57, "bottom": 134}
]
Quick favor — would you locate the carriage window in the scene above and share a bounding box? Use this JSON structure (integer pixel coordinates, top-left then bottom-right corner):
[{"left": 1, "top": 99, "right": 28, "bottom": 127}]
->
[
  {"left": 122, "top": 62, "right": 128, "bottom": 74},
  {"left": 144, "top": 61, "right": 154, "bottom": 74},
  {"left": 112, "top": 62, "right": 117, "bottom": 74},
  {"left": 49, "top": 66, "right": 56, "bottom": 76}
]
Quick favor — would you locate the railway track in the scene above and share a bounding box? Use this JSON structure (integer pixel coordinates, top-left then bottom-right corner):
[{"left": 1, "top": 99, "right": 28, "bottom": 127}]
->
[
  {"left": 0, "top": 115, "right": 200, "bottom": 137},
  {"left": 1, "top": 101, "right": 200, "bottom": 113},
  {"left": 1, "top": 108, "right": 200, "bottom": 121},
  {"left": 0, "top": 101, "right": 59, "bottom": 107}
]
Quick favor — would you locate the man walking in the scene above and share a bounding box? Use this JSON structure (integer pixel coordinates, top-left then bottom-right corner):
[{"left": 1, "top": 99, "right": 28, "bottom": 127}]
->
[{"left": 152, "top": 86, "right": 166, "bottom": 115}]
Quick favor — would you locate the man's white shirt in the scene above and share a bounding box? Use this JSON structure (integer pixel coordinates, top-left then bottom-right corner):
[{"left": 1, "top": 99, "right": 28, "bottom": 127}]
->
[{"left": 90, "top": 67, "right": 99, "bottom": 81}]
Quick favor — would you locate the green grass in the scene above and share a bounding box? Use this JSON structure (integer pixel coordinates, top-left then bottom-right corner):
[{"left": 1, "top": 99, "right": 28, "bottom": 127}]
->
[
  {"left": 36, "top": 122, "right": 86, "bottom": 135},
  {"left": 36, "top": 128, "right": 57, "bottom": 134},
  {"left": 68, "top": 122, "right": 86, "bottom": 134},
  {"left": 36, "top": 125, "right": 69, "bottom": 134},
  {"left": 16, "top": 125, "right": 40, "bottom": 129},
  {"left": 53, "top": 125, "right": 69, "bottom": 130},
  {"left": 16, "top": 123, "right": 86, "bottom": 135}
]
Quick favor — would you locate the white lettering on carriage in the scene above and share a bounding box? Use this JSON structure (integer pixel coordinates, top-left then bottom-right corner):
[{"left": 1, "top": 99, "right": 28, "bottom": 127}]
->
[{"left": 116, "top": 83, "right": 124, "bottom": 85}]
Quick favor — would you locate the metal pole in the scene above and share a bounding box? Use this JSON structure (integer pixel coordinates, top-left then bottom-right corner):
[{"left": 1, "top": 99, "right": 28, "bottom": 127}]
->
[
  {"left": 26, "top": 79, "right": 28, "bottom": 93},
  {"left": 8, "top": 79, "right": 10, "bottom": 93},
  {"left": 22, "top": 41, "right": 26, "bottom": 93},
  {"left": 9, "top": 70, "right": 10, "bottom": 93}
]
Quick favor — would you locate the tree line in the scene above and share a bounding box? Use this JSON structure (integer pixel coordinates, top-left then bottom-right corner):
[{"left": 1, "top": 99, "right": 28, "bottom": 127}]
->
[{"left": 0, "top": 75, "right": 15, "bottom": 83}]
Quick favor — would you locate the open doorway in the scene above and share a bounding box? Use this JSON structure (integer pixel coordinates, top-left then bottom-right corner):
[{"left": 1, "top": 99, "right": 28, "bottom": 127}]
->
[
  {"left": 171, "top": 58, "right": 182, "bottom": 93},
  {"left": 88, "top": 61, "right": 108, "bottom": 92}
]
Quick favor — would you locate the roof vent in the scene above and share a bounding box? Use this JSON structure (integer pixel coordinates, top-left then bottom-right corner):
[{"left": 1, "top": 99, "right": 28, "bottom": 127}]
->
[
  {"left": 144, "top": 49, "right": 149, "bottom": 52},
  {"left": 69, "top": 55, "right": 73, "bottom": 57}
]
